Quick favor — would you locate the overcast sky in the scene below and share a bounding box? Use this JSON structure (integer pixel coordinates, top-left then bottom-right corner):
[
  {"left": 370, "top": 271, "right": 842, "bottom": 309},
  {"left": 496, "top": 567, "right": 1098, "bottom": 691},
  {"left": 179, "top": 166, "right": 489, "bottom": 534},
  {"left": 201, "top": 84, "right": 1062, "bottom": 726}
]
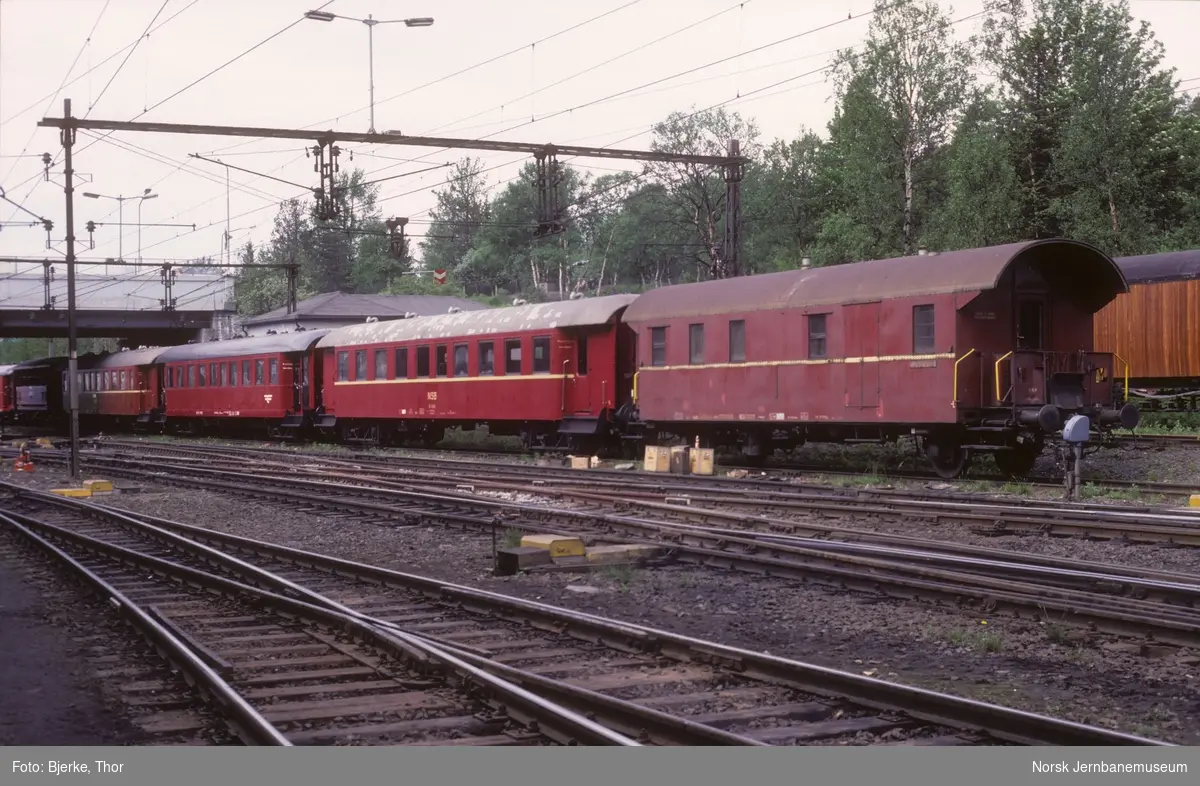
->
[{"left": 2, "top": 0, "right": 1198, "bottom": 279}]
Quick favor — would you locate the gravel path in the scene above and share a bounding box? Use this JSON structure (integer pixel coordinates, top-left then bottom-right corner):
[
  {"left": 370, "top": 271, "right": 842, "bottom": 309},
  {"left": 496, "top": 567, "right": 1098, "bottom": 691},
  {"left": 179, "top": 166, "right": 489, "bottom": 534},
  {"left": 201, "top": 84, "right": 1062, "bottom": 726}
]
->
[{"left": 3, "top": 466, "right": 1188, "bottom": 745}]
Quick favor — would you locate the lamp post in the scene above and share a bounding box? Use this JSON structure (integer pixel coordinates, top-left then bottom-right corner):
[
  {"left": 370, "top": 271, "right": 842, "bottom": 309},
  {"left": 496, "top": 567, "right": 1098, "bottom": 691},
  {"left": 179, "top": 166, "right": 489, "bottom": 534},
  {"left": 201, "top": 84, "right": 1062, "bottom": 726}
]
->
[
  {"left": 304, "top": 10, "right": 434, "bottom": 134},
  {"left": 81, "top": 188, "right": 157, "bottom": 271}
]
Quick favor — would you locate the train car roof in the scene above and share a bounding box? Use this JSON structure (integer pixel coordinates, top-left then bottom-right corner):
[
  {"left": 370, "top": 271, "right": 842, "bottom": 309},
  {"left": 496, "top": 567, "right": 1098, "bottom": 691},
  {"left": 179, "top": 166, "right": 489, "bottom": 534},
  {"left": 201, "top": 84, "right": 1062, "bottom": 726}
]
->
[
  {"left": 316, "top": 294, "right": 639, "bottom": 349},
  {"left": 0, "top": 364, "right": 17, "bottom": 376},
  {"left": 11, "top": 355, "right": 68, "bottom": 371},
  {"left": 156, "top": 330, "right": 331, "bottom": 362},
  {"left": 84, "top": 347, "right": 170, "bottom": 369},
  {"left": 1113, "top": 250, "right": 1200, "bottom": 284},
  {"left": 622, "top": 239, "right": 1128, "bottom": 321}
]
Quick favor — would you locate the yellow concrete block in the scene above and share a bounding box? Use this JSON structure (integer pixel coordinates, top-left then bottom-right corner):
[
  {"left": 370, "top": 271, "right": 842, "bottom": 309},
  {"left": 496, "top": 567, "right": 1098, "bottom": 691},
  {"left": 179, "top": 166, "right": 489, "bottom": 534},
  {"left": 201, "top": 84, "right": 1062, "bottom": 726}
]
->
[
  {"left": 50, "top": 488, "right": 92, "bottom": 498},
  {"left": 568, "top": 455, "right": 590, "bottom": 470},
  {"left": 643, "top": 446, "right": 669, "bottom": 473},
  {"left": 35, "top": 437, "right": 54, "bottom": 447},
  {"left": 585, "top": 544, "right": 663, "bottom": 564},
  {"left": 83, "top": 479, "right": 113, "bottom": 492},
  {"left": 520, "top": 533, "right": 586, "bottom": 558},
  {"left": 689, "top": 448, "right": 715, "bottom": 476},
  {"left": 1190, "top": 494, "right": 1200, "bottom": 508}
]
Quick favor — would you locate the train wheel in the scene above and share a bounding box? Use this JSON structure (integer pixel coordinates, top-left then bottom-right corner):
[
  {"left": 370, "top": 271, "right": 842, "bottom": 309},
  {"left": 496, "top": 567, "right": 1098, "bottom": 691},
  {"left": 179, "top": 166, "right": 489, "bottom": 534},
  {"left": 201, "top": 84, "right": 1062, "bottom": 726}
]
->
[
  {"left": 994, "top": 445, "right": 1040, "bottom": 479},
  {"left": 925, "top": 439, "right": 969, "bottom": 479}
]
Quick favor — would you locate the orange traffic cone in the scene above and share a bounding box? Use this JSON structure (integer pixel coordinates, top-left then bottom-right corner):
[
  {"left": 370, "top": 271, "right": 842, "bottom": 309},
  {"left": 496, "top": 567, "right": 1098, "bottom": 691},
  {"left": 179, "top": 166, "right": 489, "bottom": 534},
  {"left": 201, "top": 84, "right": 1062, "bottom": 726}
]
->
[{"left": 13, "top": 444, "right": 33, "bottom": 473}]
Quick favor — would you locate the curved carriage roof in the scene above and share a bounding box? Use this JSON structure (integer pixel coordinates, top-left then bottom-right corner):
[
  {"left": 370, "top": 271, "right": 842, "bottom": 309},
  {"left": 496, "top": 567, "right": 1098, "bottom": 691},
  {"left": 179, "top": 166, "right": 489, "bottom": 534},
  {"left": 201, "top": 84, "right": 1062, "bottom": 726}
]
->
[
  {"left": 84, "top": 347, "right": 170, "bottom": 369},
  {"left": 316, "top": 294, "right": 639, "bottom": 349},
  {"left": 157, "top": 330, "right": 330, "bottom": 362},
  {"left": 0, "top": 364, "right": 16, "bottom": 376},
  {"left": 11, "top": 355, "right": 68, "bottom": 371},
  {"left": 622, "top": 239, "right": 1128, "bottom": 322},
  {"left": 1113, "top": 250, "right": 1200, "bottom": 284}
]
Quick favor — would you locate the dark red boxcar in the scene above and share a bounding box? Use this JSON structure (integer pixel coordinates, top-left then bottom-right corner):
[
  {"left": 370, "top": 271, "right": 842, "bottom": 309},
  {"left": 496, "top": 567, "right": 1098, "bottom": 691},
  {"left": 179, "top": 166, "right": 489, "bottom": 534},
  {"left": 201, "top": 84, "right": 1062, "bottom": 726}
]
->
[
  {"left": 314, "top": 294, "right": 638, "bottom": 449},
  {"left": 621, "top": 239, "right": 1138, "bottom": 477},
  {"left": 157, "top": 331, "right": 329, "bottom": 434},
  {"left": 0, "top": 364, "right": 16, "bottom": 424}
]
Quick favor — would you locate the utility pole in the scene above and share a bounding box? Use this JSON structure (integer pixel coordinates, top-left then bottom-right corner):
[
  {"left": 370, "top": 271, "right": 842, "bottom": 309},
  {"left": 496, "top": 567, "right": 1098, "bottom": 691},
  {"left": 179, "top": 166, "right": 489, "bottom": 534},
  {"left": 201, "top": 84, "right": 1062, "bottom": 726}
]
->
[
  {"left": 225, "top": 164, "right": 231, "bottom": 269},
  {"left": 61, "top": 98, "right": 80, "bottom": 480}
]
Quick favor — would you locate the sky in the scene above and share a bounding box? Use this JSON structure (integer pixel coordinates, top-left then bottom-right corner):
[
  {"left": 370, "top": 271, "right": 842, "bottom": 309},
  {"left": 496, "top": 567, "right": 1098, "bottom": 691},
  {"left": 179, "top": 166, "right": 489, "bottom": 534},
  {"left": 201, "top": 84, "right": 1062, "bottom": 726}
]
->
[{"left": 1, "top": 0, "right": 1199, "bottom": 281}]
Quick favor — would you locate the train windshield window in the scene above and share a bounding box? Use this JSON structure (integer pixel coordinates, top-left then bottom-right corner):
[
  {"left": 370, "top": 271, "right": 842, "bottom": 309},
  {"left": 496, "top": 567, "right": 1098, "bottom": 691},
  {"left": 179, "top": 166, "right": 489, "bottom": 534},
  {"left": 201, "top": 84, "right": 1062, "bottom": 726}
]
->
[
  {"left": 913, "top": 305, "right": 935, "bottom": 354},
  {"left": 435, "top": 345, "right": 448, "bottom": 377},
  {"left": 395, "top": 348, "right": 409, "bottom": 379},
  {"left": 337, "top": 352, "right": 349, "bottom": 382},
  {"left": 374, "top": 349, "right": 387, "bottom": 380},
  {"left": 651, "top": 327, "right": 667, "bottom": 367},
  {"left": 689, "top": 324, "right": 705, "bottom": 365},
  {"left": 242, "top": 360, "right": 252, "bottom": 386},
  {"left": 269, "top": 359, "right": 279, "bottom": 385},
  {"left": 255, "top": 360, "right": 265, "bottom": 385},
  {"left": 416, "top": 346, "right": 431, "bottom": 377},
  {"left": 729, "top": 320, "right": 746, "bottom": 363},
  {"left": 505, "top": 339, "right": 522, "bottom": 374},
  {"left": 197, "top": 365, "right": 206, "bottom": 387},
  {"left": 808, "top": 315, "right": 827, "bottom": 359},
  {"left": 479, "top": 342, "right": 495, "bottom": 376},
  {"left": 229, "top": 362, "right": 238, "bottom": 387},
  {"left": 532, "top": 337, "right": 551, "bottom": 374},
  {"left": 453, "top": 344, "right": 469, "bottom": 377}
]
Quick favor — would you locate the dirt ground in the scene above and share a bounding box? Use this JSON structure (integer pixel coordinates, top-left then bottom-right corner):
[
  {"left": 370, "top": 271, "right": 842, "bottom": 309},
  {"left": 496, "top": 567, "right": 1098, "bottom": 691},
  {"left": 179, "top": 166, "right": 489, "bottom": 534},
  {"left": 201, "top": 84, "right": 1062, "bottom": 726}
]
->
[
  {"left": 3, "top": 465, "right": 1176, "bottom": 746},
  {"left": 0, "top": 539, "right": 151, "bottom": 746}
]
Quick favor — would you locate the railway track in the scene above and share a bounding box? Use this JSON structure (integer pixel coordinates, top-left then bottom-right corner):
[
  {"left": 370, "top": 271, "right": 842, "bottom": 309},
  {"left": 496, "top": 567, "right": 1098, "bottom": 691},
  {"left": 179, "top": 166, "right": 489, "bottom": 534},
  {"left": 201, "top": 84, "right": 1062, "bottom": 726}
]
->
[
  {"left": 12, "top": 446, "right": 1200, "bottom": 649},
  {"left": 0, "top": 480, "right": 1167, "bottom": 747}
]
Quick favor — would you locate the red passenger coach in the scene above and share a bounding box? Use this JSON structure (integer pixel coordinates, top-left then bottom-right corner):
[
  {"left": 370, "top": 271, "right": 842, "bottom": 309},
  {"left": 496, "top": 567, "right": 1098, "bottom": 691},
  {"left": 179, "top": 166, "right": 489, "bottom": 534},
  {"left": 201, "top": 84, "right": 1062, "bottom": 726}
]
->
[
  {"left": 157, "top": 331, "right": 330, "bottom": 436},
  {"left": 75, "top": 348, "right": 166, "bottom": 429},
  {"left": 622, "top": 239, "right": 1140, "bottom": 478},
  {"left": 314, "top": 294, "right": 638, "bottom": 450},
  {"left": 0, "top": 364, "right": 16, "bottom": 425}
]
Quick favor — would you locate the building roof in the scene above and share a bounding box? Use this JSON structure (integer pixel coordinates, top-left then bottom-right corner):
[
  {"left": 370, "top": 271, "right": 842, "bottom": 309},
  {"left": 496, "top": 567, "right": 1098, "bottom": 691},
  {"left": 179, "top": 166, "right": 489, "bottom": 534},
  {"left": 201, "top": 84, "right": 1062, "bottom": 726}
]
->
[
  {"left": 622, "top": 239, "right": 1128, "bottom": 322},
  {"left": 241, "top": 291, "right": 487, "bottom": 326},
  {"left": 316, "top": 294, "right": 639, "bottom": 349},
  {"left": 1114, "top": 251, "right": 1200, "bottom": 285},
  {"left": 157, "top": 330, "right": 330, "bottom": 362}
]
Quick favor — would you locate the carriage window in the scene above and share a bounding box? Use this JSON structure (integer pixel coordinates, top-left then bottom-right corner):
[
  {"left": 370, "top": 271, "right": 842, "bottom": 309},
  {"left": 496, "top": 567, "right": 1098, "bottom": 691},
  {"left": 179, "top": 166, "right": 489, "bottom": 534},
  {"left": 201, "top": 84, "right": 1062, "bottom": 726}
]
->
[
  {"left": 651, "top": 327, "right": 667, "bottom": 367},
  {"left": 120, "top": 371, "right": 127, "bottom": 389},
  {"left": 219, "top": 363, "right": 226, "bottom": 386},
  {"left": 913, "top": 305, "right": 935, "bottom": 354},
  {"left": 188, "top": 365, "right": 196, "bottom": 388},
  {"left": 394, "top": 347, "right": 408, "bottom": 379},
  {"left": 453, "top": 344, "right": 469, "bottom": 377},
  {"left": 689, "top": 324, "right": 705, "bottom": 365},
  {"left": 197, "top": 365, "right": 206, "bottom": 387},
  {"left": 354, "top": 350, "right": 367, "bottom": 381},
  {"left": 269, "top": 359, "right": 279, "bottom": 385},
  {"left": 374, "top": 349, "right": 387, "bottom": 380},
  {"left": 729, "top": 320, "right": 746, "bottom": 363},
  {"left": 229, "top": 362, "right": 237, "bottom": 386},
  {"left": 336, "top": 352, "right": 349, "bottom": 382},
  {"left": 435, "top": 345, "right": 448, "bottom": 377},
  {"left": 242, "top": 360, "right": 252, "bottom": 386},
  {"left": 478, "top": 342, "right": 495, "bottom": 376},
  {"left": 416, "top": 346, "right": 431, "bottom": 377},
  {"left": 505, "top": 339, "right": 522, "bottom": 374},
  {"left": 532, "top": 336, "right": 551, "bottom": 374},
  {"left": 254, "top": 360, "right": 265, "bottom": 385},
  {"left": 808, "top": 315, "right": 827, "bottom": 359}
]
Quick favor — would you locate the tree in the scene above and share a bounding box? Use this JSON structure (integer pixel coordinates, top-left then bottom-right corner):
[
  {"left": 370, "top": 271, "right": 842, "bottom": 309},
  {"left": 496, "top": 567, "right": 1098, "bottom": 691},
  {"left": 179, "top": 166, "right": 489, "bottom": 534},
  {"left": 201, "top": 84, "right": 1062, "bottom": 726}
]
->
[
  {"left": 421, "top": 158, "right": 492, "bottom": 275},
  {"left": 743, "top": 131, "right": 827, "bottom": 270},
  {"left": 830, "top": 0, "right": 972, "bottom": 254}
]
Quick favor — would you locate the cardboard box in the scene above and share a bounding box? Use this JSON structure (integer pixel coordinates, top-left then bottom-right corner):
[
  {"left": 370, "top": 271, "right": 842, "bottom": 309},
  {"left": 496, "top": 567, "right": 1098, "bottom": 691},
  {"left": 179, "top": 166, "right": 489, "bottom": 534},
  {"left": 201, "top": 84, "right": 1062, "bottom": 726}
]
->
[
  {"left": 643, "top": 445, "right": 669, "bottom": 473},
  {"left": 689, "top": 448, "right": 715, "bottom": 476},
  {"left": 569, "top": 455, "right": 590, "bottom": 470},
  {"left": 669, "top": 446, "right": 691, "bottom": 475}
]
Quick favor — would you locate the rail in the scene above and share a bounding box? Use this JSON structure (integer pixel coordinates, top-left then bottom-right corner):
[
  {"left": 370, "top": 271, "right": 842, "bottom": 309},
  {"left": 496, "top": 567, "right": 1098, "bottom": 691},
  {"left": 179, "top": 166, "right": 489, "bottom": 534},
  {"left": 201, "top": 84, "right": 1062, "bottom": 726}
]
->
[
  {"left": 952, "top": 348, "right": 976, "bottom": 408},
  {"left": 1114, "top": 353, "right": 1130, "bottom": 402},
  {"left": 994, "top": 350, "right": 1013, "bottom": 403}
]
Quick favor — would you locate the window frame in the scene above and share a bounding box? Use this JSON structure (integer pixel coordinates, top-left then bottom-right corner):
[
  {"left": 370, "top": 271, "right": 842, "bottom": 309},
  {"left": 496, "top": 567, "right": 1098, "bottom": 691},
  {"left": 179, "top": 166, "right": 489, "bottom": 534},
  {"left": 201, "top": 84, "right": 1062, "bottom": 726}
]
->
[
  {"left": 912, "top": 304, "right": 936, "bottom": 354},
  {"left": 374, "top": 349, "right": 387, "bottom": 381},
  {"left": 504, "top": 339, "right": 522, "bottom": 375},
  {"left": 336, "top": 351, "right": 349, "bottom": 382},
  {"left": 650, "top": 327, "right": 667, "bottom": 367},
  {"left": 688, "top": 323, "right": 705, "bottom": 365},
  {"left": 728, "top": 319, "right": 746, "bottom": 363},
  {"left": 435, "top": 345, "right": 448, "bottom": 377},
  {"left": 531, "top": 336, "right": 551, "bottom": 374},
  {"left": 394, "top": 347, "right": 409, "bottom": 380},
  {"left": 453, "top": 343, "right": 469, "bottom": 377},
  {"left": 807, "top": 314, "right": 828, "bottom": 359},
  {"left": 416, "top": 345, "right": 431, "bottom": 378},
  {"left": 354, "top": 349, "right": 367, "bottom": 381},
  {"left": 478, "top": 341, "right": 495, "bottom": 376}
]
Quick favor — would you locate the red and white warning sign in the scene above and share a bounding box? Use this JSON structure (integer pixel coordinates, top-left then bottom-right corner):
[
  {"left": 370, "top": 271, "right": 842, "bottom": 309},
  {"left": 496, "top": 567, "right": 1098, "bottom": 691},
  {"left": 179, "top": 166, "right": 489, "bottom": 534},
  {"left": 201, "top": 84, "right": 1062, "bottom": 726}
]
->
[{"left": 433, "top": 269, "right": 447, "bottom": 285}]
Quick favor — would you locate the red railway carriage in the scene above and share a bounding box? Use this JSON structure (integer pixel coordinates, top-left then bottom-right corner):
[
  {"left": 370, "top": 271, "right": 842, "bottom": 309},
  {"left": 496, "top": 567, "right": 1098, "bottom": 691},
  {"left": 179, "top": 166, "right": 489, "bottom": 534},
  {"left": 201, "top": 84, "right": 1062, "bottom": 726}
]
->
[
  {"left": 157, "top": 330, "right": 330, "bottom": 435},
  {"left": 622, "top": 239, "right": 1139, "bottom": 478},
  {"left": 314, "top": 294, "right": 638, "bottom": 449},
  {"left": 74, "top": 348, "right": 166, "bottom": 429},
  {"left": 0, "top": 364, "right": 16, "bottom": 424}
]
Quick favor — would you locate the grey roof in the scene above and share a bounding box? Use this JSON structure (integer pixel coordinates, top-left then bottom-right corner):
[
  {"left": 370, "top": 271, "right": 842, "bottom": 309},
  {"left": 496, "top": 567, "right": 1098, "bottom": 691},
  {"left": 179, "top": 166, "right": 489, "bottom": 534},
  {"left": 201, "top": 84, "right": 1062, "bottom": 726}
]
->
[
  {"left": 85, "top": 347, "right": 170, "bottom": 369},
  {"left": 242, "top": 291, "right": 487, "bottom": 326},
  {"left": 0, "top": 364, "right": 16, "bottom": 376},
  {"left": 623, "top": 239, "right": 1127, "bottom": 321},
  {"left": 1114, "top": 251, "right": 1200, "bottom": 284},
  {"left": 316, "top": 294, "right": 639, "bottom": 349},
  {"left": 157, "top": 330, "right": 331, "bottom": 362}
]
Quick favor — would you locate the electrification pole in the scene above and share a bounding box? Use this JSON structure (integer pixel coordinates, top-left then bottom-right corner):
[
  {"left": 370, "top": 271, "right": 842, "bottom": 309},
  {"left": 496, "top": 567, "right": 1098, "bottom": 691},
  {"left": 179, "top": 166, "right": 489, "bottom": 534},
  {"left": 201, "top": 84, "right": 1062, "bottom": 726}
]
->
[{"left": 61, "top": 98, "right": 80, "bottom": 479}]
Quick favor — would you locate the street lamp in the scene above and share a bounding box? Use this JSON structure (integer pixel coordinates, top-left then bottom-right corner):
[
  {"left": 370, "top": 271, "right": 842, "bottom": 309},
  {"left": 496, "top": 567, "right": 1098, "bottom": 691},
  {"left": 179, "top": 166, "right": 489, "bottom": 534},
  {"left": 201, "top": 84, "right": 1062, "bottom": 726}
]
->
[
  {"left": 304, "top": 10, "right": 434, "bottom": 134},
  {"left": 81, "top": 188, "right": 157, "bottom": 270}
]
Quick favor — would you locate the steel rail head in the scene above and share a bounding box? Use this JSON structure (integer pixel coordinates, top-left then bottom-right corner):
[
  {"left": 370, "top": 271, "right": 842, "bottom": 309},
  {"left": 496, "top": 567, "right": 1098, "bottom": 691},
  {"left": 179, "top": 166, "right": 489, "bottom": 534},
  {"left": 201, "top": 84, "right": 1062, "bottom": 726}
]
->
[{"left": 0, "top": 512, "right": 291, "bottom": 747}]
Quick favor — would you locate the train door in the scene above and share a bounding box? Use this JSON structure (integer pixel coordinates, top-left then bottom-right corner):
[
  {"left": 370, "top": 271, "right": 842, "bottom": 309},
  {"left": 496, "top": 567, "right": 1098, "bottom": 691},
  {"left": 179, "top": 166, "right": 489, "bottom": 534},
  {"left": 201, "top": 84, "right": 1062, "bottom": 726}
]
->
[
  {"left": 568, "top": 332, "right": 592, "bottom": 413},
  {"left": 296, "top": 354, "right": 310, "bottom": 411},
  {"left": 843, "top": 302, "right": 881, "bottom": 409},
  {"left": 1016, "top": 297, "right": 1046, "bottom": 350}
]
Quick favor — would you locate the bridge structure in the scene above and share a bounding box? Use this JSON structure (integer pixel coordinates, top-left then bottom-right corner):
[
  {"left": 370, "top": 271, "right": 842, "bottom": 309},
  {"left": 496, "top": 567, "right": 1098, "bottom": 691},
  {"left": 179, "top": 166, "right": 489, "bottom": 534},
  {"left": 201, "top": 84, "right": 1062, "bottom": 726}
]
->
[{"left": 0, "top": 257, "right": 236, "bottom": 344}]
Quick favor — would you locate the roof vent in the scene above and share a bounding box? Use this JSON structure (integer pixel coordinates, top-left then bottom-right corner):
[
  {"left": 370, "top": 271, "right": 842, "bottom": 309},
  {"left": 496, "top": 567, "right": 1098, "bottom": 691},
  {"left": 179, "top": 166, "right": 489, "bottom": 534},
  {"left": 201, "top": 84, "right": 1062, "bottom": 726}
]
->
[
  {"left": 801, "top": 257, "right": 811, "bottom": 269},
  {"left": 448, "top": 306, "right": 461, "bottom": 314},
  {"left": 512, "top": 298, "right": 528, "bottom": 306},
  {"left": 365, "top": 316, "right": 379, "bottom": 323},
  {"left": 917, "top": 246, "right": 928, "bottom": 256},
  {"left": 404, "top": 311, "right": 417, "bottom": 319},
  {"left": 568, "top": 291, "right": 584, "bottom": 300}
]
